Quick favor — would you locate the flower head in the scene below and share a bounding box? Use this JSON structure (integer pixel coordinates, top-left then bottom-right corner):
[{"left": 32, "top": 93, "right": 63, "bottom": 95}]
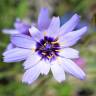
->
[
  {"left": 2, "top": 18, "right": 31, "bottom": 35},
  {"left": 3, "top": 13, "right": 87, "bottom": 84}
]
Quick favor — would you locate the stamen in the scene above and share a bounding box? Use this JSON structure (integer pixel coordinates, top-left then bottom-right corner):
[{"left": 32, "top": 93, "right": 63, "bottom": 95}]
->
[
  {"left": 47, "top": 55, "right": 52, "bottom": 59},
  {"left": 44, "top": 43, "right": 46, "bottom": 46},
  {"left": 51, "top": 41, "right": 58, "bottom": 44},
  {"left": 60, "top": 41, "right": 66, "bottom": 45},
  {"left": 31, "top": 48, "right": 35, "bottom": 51},
  {"left": 43, "top": 32, "right": 47, "bottom": 36},
  {"left": 42, "top": 52, "right": 46, "bottom": 55},
  {"left": 55, "top": 50, "right": 60, "bottom": 52}
]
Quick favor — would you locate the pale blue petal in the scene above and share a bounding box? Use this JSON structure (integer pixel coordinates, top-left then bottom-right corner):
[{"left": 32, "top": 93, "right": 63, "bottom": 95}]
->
[
  {"left": 2, "top": 29, "right": 19, "bottom": 34},
  {"left": 39, "top": 60, "right": 50, "bottom": 75},
  {"left": 11, "top": 35, "right": 36, "bottom": 49},
  {"left": 14, "top": 18, "right": 30, "bottom": 34},
  {"left": 6, "top": 43, "right": 14, "bottom": 50},
  {"left": 59, "top": 26, "right": 87, "bottom": 47},
  {"left": 29, "top": 26, "right": 40, "bottom": 35},
  {"left": 22, "top": 64, "right": 40, "bottom": 84},
  {"left": 14, "top": 18, "right": 22, "bottom": 29},
  {"left": 23, "top": 53, "right": 41, "bottom": 70},
  {"left": 29, "top": 26, "right": 43, "bottom": 41},
  {"left": 59, "top": 57, "right": 86, "bottom": 80},
  {"left": 38, "top": 8, "right": 51, "bottom": 31},
  {"left": 59, "top": 14, "right": 80, "bottom": 35},
  {"left": 51, "top": 61, "right": 65, "bottom": 82},
  {"left": 46, "top": 16, "right": 60, "bottom": 37},
  {"left": 59, "top": 48, "right": 79, "bottom": 59},
  {"left": 3, "top": 48, "right": 31, "bottom": 63}
]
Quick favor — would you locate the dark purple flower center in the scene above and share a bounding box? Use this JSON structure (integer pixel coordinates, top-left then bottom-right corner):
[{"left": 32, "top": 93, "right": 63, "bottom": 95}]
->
[{"left": 35, "top": 36, "right": 60, "bottom": 61}]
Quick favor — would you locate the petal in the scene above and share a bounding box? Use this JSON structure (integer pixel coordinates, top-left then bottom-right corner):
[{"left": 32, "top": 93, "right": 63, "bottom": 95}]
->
[
  {"left": 14, "top": 18, "right": 21, "bottom": 29},
  {"left": 59, "top": 14, "right": 80, "bottom": 35},
  {"left": 14, "top": 18, "right": 30, "bottom": 34},
  {"left": 3, "top": 48, "right": 31, "bottom": 63},
  {"left": 11, "top": 34, "right": 36, "bottom": 49},
  {"left": 51, "top": 61, "right": 65, "bottom": 82},
  {"left": 29, "top": 26, "right": 43, "bottom": 41},
  {"left": 29, "top": 26, "right": 40, "bottom": 35},
  {"left": 6, "top": 43, "right": 14, "bottom": 50},
  {"left": 46, "top": 17, "right": 60, "bottom": 37},
  {"left": 59, "top": 48, "right": 79, "bottom": 59},
  {"left": 60, "top": 12, "right": 74, "bottom": 26},
  {"left": 23, "top": 53, "right": 41, "bottom": 70},
  {"left": 39, "top": 60, "right": 50, "bottom": 75},
  {"left": 59, "top": 26, "right": 87, "bottom": 47},
  {"left": 59, "top": 57, "right": 86, "bottom": 80},
  {"left": 2, "top": 29, "right": 19, "bottom": 34},
  {"left": 22, "top": 64, "right": 40, "bottom": 84},
  {"left": 38, "top": 8, "right": 51, "bottom": 31}
]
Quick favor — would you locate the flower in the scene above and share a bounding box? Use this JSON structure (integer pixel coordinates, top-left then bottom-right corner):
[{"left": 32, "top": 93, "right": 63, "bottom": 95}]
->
[
  {"left": 2, "top": 18, "right": 31, "bottom": 35},
  {"left": 3, "top": 13, "right": 87, "bottom": 84},
  {"left": 3, "top": 8, "right": 85, "bottom": 69}
]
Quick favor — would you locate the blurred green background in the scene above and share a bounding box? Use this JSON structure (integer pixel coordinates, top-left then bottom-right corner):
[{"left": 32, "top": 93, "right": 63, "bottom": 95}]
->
[{"left": 0, "top": 0, "right": 96, "bottom": 96}]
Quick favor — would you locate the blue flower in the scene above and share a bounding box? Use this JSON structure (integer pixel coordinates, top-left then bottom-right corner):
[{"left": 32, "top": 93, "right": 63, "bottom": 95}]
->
[
  {"left": 3, "top": 11, "right": 87, "bottom": 84},
  {"left": 2, "top": 18, "right": 30, "bottom": 35}
]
